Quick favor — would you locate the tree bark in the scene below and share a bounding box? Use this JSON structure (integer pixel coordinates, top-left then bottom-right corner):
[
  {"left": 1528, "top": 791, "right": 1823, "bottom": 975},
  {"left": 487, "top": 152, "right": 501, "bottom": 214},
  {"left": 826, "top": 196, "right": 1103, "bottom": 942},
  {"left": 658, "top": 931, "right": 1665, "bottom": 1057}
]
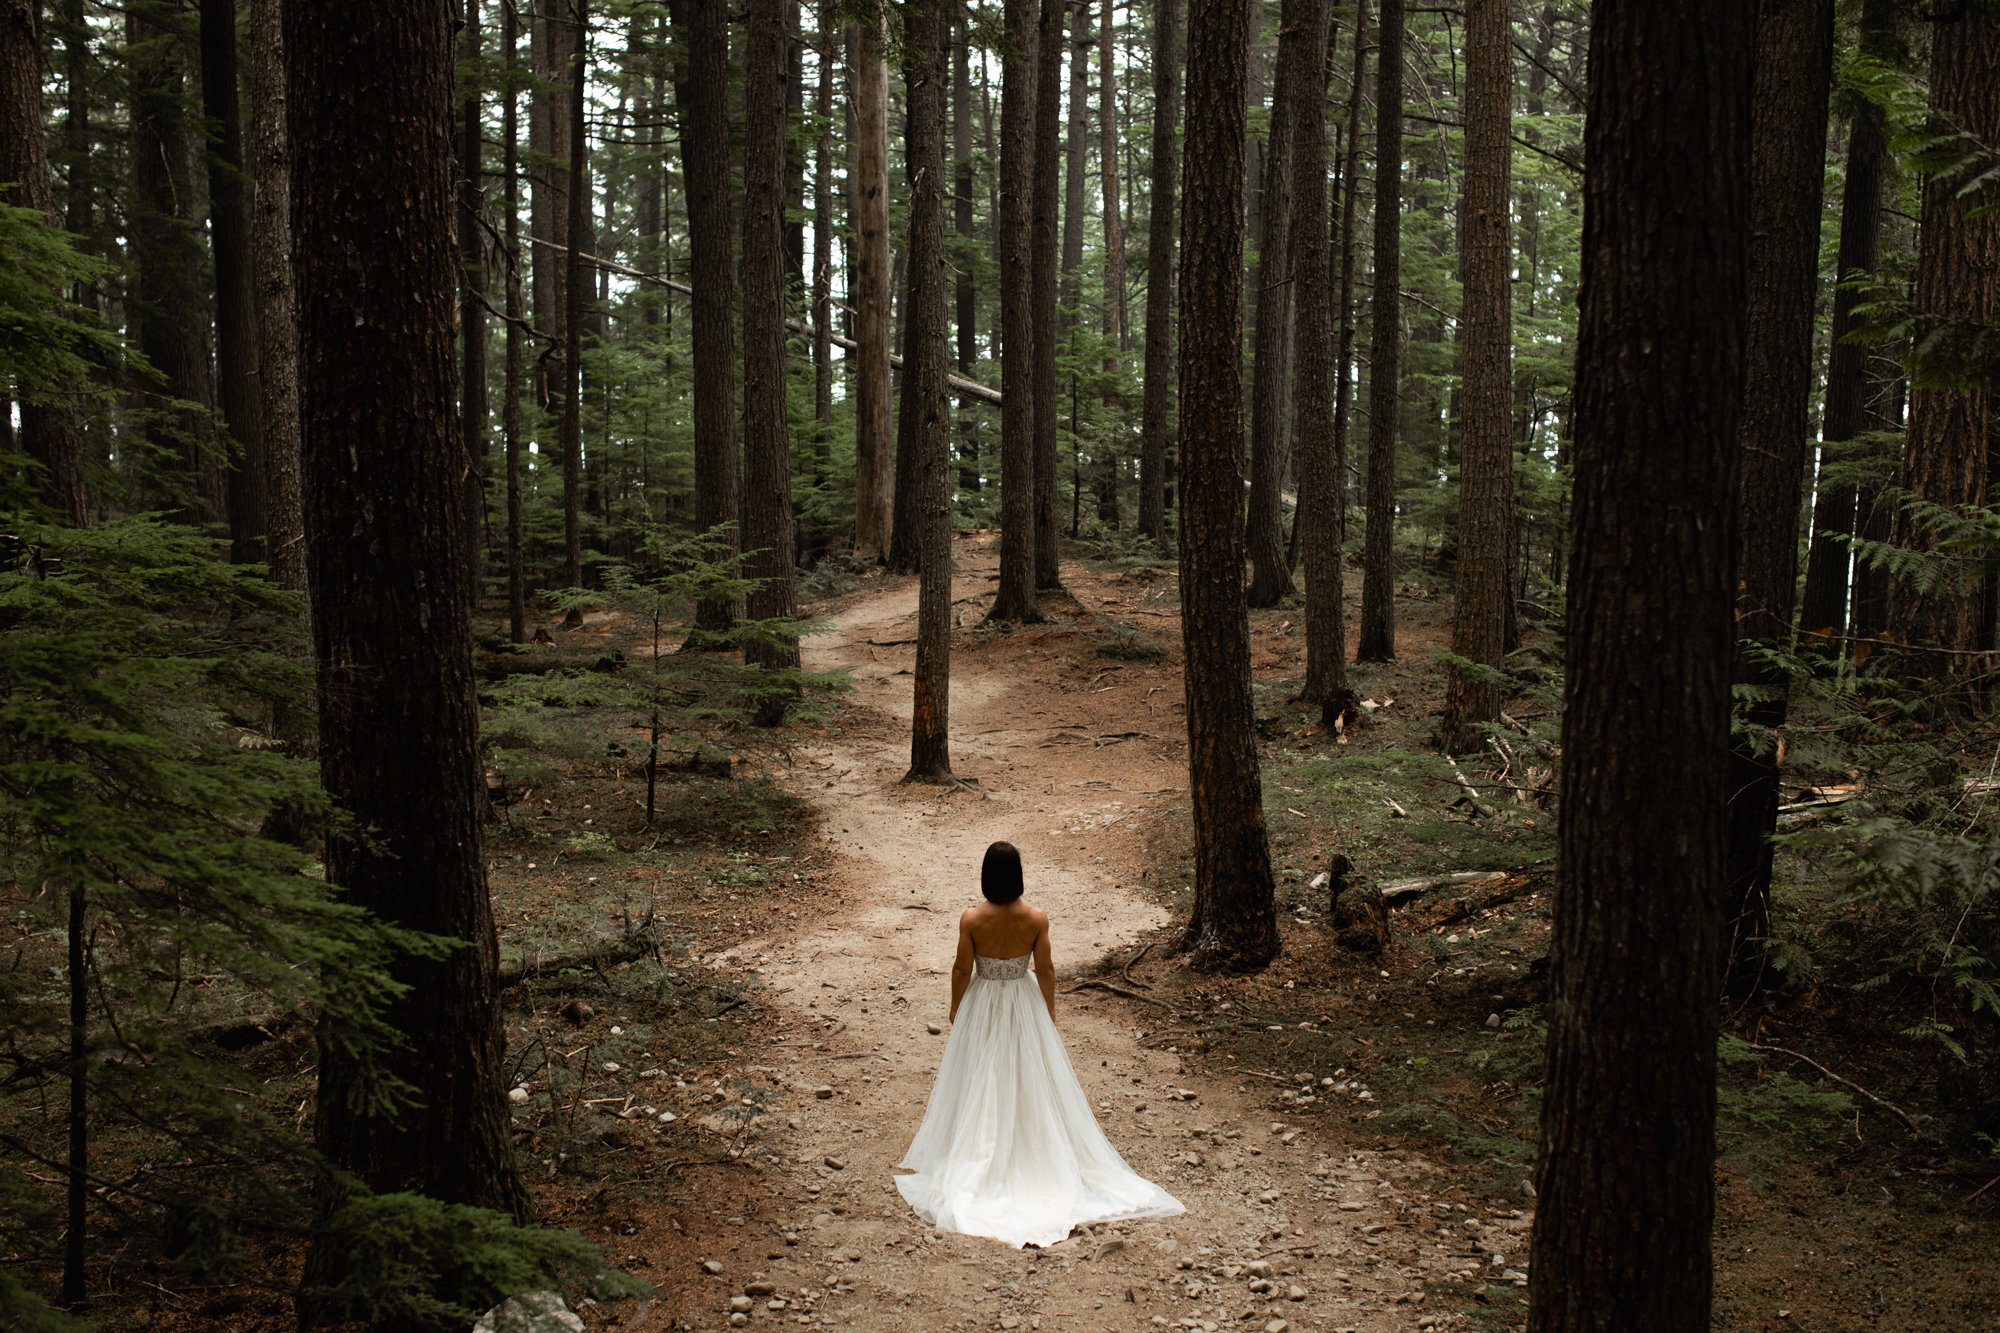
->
[
  {"left": 1032, "top": 0, "right": 1064, "bottom": 587},
  {"left": 1293, "top": 0, "right": 1345, "bottom": 726},
  {"left": 250, "top": 0, "right": 302, "bottom": 587},
  {"left": 290, "top": 2, "right": 528, "bottom": 1314},
  {"left": 1722, "top": 0, "right": 1833, "bottom": 999},
  {"left": 987, "top": 0, "right": 1042, "bottom": 623},
  {"left": 129, "top": 7, "right": 222, "bottom": 527},
  {"left": 743, "top": 0, "right": 801, "bottom": 727},
  {"left": 675, "top": 0, "right": 742, "bottom": 636},
  {"left": 814, "top": 1, "right": 837, "bottom": 524},
  {"left": 954, "top": 21, "right": 981, "bottom": 497},
  {"left": 1798, "top": 0, "right": 1898, "bottom": 642},
  {"left": 459, "top": 0, "right": 488, "bottom": 608},
  {"left": 853, "top": 22, "right": 894, "bottom": 560},
  {"left": 1354, "top": 0, "right": 1402, "bottom": 661},
  {"left": 902, "top": 0, "right": 956, "bottom": 781},
  {"left": 1138, "top": 0, "right": 1183, "bottom": 545},
  {"left": 1436, "top": 0, "right": 1515, "bottom": 754},
  {"left": 1245, "top": 0, "right": 1306, "bottom": 608},
  {"left": 0, "top": 0, "right": 88, "bottom": 524},
  {"left": 1887, "top": 10, "right": 2000, "bottom": 661},
  {"left": 1096, "top": 2, "right": 1124, "bottom": 528},
  {"left": 504, "top": 0, "right": 528, "bottom": 644},
  {"left": 1177, "top": 0, "right": 1278, "bottom": 973},
  {"left": 1526, "top": 4, "right": 1754, "bottom": 1330},
  {"left": 530, "top": 1, "right": 570, "bottom": 347},
  {"left": 1316, "top": 0, "right": 1368, "bottom": 720},
  {"left": 201, "top": 0, "right": 266, "bottom": 562},
  {"left": 560, "top": 3, "right": 587, "bottom": 610}
]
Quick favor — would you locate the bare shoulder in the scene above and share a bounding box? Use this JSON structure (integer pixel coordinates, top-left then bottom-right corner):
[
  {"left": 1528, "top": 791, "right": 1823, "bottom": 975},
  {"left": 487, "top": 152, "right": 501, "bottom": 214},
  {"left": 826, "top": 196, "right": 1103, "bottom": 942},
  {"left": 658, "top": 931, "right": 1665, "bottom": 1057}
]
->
[
  {"left": 1023, "top": 901, "right": 1051, "bottom": 929},
  {"left": 959, "top": 904, "right": 985, "bottom": 929}
]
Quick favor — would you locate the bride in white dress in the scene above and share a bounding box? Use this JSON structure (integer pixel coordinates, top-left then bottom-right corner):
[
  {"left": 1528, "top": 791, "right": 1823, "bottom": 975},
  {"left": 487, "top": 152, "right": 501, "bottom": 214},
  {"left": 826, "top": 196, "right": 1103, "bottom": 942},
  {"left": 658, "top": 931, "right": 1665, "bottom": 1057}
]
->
[{"left": 895, "top": 842, "right": 1184, "bottom": 1248}]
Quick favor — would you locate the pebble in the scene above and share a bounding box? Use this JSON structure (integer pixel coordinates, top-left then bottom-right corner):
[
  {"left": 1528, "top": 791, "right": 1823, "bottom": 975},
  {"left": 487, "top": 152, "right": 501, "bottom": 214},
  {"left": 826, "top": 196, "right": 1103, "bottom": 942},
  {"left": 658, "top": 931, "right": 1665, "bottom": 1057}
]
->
[
  {"left": 1287, "top": 1285, "right": 1307, "bottom": 1301},
  {"left": 815, "top": 1086, "right": 835, "bottom": 1099},
  {"left": 603, "top": 1062, "right": 620, "bottom": 1073},
  {"left": 507, "top": 1086, "right": 529, "bottom": 1104},
  {"left": 1000, "top": 1318, "right": 1021, "bottom": 1330},
  {"left": 702, "top": 1260, "right": 724, "bottom": 1275},
  {"left": 1486, "top": 1013, "right": 1502, "bottom": 1029},
  {"left": 824, "top": 1156, "right": 847, "bottom": 1171},
  {"left": 1258, "top": 1191, "right": 1281, "bottom": 1204},
  {"left": 728, "top": 1315, "right": 748, "bottom": 1328},
  {"left": 1264, "top": 1322, "right": 1290, "bottom": 1333},
  {"left": 1248, "top": 1279, "right": 1274, "bottom": 1294},
  {"left": 657, "top": 1111, "right": 677, "bottom": 1123},
  {"left": 1245, "top": 1260, "right": 1275, "bottom": 1279},
  {"left": 746, "top": 1282, "right": 778, "bottom": 1297},
  {"left": 834, "top": 1247, "right": 863, "bottom": 1263},
  {"left": 729, "top": 1297, "right": 753, "bottom": 1313},
  {"left": 927, "top": 1023, "right": 942, "bottom": 1035}
]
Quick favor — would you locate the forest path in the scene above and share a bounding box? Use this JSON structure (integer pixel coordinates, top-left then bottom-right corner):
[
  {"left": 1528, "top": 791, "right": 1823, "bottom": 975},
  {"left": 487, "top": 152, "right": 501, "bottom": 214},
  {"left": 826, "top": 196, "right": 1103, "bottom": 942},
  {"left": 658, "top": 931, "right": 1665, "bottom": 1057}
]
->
[{"left": 699, "top": 533, "right": 1448, "bottom": 1333}]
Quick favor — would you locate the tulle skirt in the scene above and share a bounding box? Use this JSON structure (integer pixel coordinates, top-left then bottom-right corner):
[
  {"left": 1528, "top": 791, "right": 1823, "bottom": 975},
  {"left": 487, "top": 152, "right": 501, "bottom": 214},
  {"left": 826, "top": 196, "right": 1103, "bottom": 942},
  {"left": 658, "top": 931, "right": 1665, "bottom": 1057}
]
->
[{"left": 894, "top": 967, "right": 1184, "bottom": 1248}]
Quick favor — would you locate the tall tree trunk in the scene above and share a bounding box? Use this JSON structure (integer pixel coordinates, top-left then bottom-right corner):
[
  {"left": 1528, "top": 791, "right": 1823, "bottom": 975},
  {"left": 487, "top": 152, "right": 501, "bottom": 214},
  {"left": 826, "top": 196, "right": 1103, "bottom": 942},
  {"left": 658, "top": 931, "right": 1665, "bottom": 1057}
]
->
[
  {"left": 1138, "top": 0, "right": 1183, "bottom": 544},
  {"left": 504, "top": 0, "right": 528, "bottom": 644},
  {"left": 460, "top": 0, "right": 489, "bottom": 607},
  {"left": 954, "top": 20, "right": 981, "bottom": 496},
  {"left": 1354, "top": 0, "right": 1403, "bottom": 661},
  {"left": 201, "top": 0, "right": 265, "bottom": 561},
  {"left": 1245, "top": 0, "right": 1306, "bottom": 607},
  {"left": 1437, "top": 0, "right": 1515, "bottom": 754},
  {"left": 1321, "top": 0, "right": 1368, "bottom": 683},
  {"left": 902, "top": 0, "right": 956, "bottom": 781},
  {"left": 743, "top": 0, "right": 800, "bottom": 726},
  {"left": 1, "top": 0, "right": 88, "bottom": 524},
  {"left": 1722, "top": 0, "right": 1833, "bottom": 999},
  {"left": 560, "top": 4, "right": 587, "bottom": 611},
  {"left": 853, "top": 22, "right": 893, "bottom": 559},
  {"left": 1178, "top": 0, "right": 1277, "bottom": 972},
  {"left": 988, "top": 0, "right": 1043, "bottom": 622},
  {"left": 814, "top": 1, "right": 836, "bottom": 519},
  {"left": 291, "top": 4, "right": 528, "bottom": 1313},
  {"left": 1294, "top": 0, "right": 1345, "bottom": 726},
  {"left": 1887, "top": 11, "right": 2000, "bottom": 661},
  {"left": 676, "top": 0, "right": 741, "bottom": 637},
  {"left": 785, "top": 0, "right": 806, "bottom": 294},
  {"left": 1032, "top": 0, "right": 1065, "bottom": 588},
  {"left": 1061, "top": 0, "right": 1088, "bottom": 328},
  {"left": 888, "top": 82, "right": 929, "bottom": 576},
  {"left": 250, "top": 0, "right": 302, "bottom": 587},
  {"left": 1096, "top": 0, "right": 1123, "bottom": 527},
  {"left": 531, "top": 1, "right": 570, "bottom": 347},
  {"left": 1798, "top": 0, "right": 1898, "bottom": 641},
  {"left": 1527, "top": 4, "right": 1754, "bottom": 1329},
  {"left": 130, "top": 8, "right": 222, "bottom": 527}
]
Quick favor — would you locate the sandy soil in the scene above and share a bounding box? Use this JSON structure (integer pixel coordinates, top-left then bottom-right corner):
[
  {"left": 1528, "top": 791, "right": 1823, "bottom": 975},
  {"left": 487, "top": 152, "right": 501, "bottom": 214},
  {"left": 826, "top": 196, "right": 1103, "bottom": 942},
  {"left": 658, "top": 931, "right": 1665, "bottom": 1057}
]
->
[{"left": 640, "top": 534, "right": 1474, "bottom": 1333}]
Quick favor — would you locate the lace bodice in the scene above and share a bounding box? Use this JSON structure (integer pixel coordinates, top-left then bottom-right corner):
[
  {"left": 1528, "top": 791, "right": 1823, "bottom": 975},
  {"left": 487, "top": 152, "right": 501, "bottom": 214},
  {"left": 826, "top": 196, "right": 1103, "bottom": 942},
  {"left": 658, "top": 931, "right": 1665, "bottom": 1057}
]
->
[{"left": 974, "top": 953, "right": 1033, "bottom": 981}]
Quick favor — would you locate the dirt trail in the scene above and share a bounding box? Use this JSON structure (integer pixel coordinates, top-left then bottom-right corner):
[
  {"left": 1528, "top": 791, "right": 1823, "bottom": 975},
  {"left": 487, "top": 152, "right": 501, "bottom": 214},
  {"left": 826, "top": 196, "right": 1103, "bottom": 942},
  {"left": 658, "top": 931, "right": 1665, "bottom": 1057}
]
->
[{"left": 691, "top": 535, "right": 1475, "bottom": 1333}]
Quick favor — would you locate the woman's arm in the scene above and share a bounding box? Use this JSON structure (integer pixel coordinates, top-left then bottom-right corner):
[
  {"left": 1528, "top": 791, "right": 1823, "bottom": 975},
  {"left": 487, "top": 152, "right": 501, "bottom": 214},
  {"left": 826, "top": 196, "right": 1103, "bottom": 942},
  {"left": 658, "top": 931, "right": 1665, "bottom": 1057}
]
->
[
  {"left": 948, "top": 910, "right": 976, "bottom": 1022},
  {"left": 1032, "top": 915, "right": 1057, "bottom": 1024}
]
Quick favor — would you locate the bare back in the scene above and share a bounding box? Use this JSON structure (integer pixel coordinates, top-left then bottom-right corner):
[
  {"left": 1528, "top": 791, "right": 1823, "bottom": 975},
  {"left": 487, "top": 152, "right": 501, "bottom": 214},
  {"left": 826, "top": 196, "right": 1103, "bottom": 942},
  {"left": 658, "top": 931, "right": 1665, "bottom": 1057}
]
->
[{"left": 962, "top": 899, "right": 1048, "bottom": 959}]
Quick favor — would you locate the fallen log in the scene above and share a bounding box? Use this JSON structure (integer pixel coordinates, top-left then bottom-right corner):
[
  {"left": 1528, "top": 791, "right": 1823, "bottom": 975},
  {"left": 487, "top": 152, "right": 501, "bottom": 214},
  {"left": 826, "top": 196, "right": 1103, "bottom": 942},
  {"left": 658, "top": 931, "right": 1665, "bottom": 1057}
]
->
[{"left": 498, "top": 929, "right": 657, "bottom": 989}]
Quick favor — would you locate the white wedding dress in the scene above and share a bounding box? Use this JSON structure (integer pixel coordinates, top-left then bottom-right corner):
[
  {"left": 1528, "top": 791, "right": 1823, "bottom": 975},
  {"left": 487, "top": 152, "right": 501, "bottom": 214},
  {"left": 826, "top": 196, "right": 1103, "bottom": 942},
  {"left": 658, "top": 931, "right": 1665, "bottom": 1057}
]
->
[{"left": 895, "top": 952, "right": 1184, "bottom": 1248}]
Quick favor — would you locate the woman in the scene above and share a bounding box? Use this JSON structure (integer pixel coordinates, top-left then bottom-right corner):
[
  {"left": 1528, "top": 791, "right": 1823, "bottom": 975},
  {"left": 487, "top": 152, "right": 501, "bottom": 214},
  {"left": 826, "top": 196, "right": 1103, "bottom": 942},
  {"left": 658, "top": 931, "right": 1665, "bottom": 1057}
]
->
[{"left": 894, "top": 841, "right": 1184, "bottom": 1247}]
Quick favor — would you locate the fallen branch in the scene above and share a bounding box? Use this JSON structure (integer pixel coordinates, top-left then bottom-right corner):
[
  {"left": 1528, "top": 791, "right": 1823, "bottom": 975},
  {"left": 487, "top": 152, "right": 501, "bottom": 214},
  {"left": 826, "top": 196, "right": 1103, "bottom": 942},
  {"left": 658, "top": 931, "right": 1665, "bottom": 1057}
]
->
[
  {"left": 1742, "top": 1041, "right": 1930, "bottom": 1140},
  {"left": 1378, "top": 870, "right": 1508, "bottom": 905},
  {"left": 1064, "top": 979, "right": 1178, "bottom": 1010}
]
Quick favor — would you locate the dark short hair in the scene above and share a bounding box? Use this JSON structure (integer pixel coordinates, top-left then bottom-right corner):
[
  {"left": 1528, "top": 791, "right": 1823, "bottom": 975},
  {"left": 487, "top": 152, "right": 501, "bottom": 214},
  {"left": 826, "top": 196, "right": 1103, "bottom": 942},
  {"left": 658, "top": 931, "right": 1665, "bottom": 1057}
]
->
[{"left": 981, "top": 841, "right": 1024, "bottom": 904}]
